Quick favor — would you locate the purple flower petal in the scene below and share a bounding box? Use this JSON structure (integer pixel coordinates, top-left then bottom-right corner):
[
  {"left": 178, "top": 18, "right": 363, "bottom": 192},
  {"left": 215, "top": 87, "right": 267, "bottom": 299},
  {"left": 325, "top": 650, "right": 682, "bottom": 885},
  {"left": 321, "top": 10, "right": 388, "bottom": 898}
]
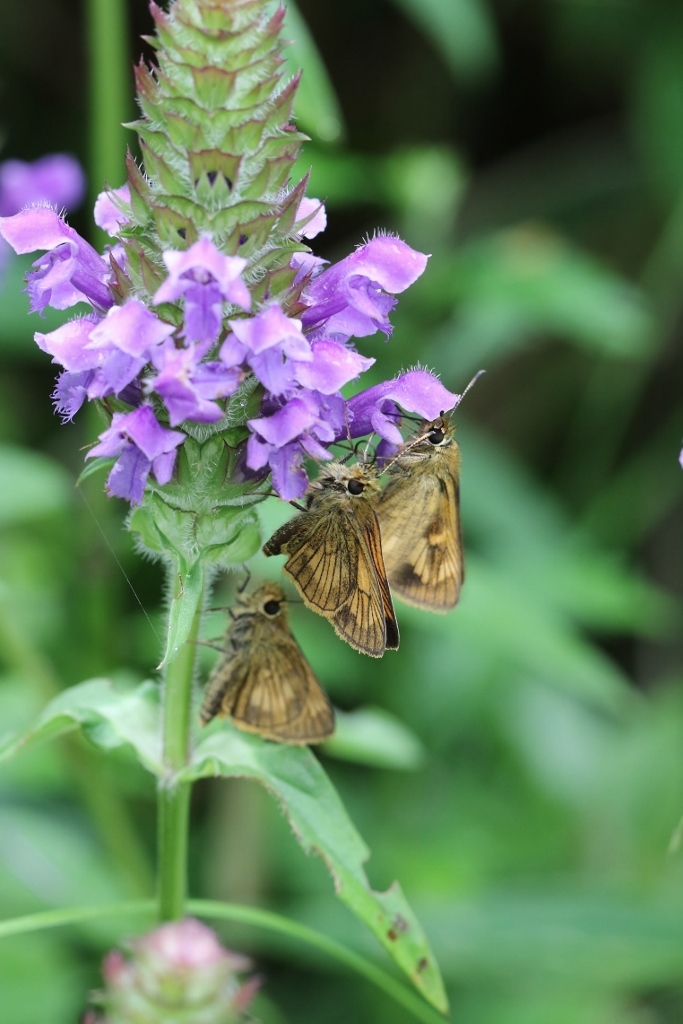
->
[
  {"left": 153, "top": 239, "right": 250, "bottom": 344},
  {"left": 228, "top": 305, "right": 310, "bottom": 357},
  {"left": 152, "top": 450, "right": 178, "bottom": 486},
  {"left": 35, "top": 316, "right": 101, "bottom": 371},
  {"left": 87, "top": 406, "right": 185, "bottom": 504},
  {"left": 345, "top": 370, "right": 457, "bottom": 442},
  {"left": 150, "top": 343, "right": 242, "bottom": 426},
  {"left": 91, "top": 406, "right": 185, "bottom": 462},
  {"left": 0, "top": 155, "right": 85, "bottom": 217},
  {"left": 247, "top": 346, "right": 297, "bottom": 397},
  {"left": 154, "top": 238, "right": 251, "bottom": 326},
  {"left": 0, "top": 206, "right": 87, "bottom": 254},
  {"left": 295, "top": 197, "right": 327, "bottom": 239},
  {"left": 293, "top": 340, "right": 374, "bottom": 394},
  {"left": 107, "top": 445, "right": 151, "bottom": 504},
  {"left": 301, "top": 235, "right": 428, "bottom": 340},
  {"left": 87, "top": 350, "right": 147, "bottom": 398},
  {"left": 218, "top": 333, "right": 247, "bottom": 366},
  {"left": 291, "top": 251, "right": 328, "bottom": 286},
  {"left": 0, "top": 207, "right": 113, "bottom": 313},
  {"left": 94, "top": 184, "right": 131, "bottom": 236},
  {"left": 86, "top": 300, "right": 174, "bottom": 358},
  {"left": 270, "top": 443, "right": 308, "bottom": 500},
  {"left": 246, "top": 433, "right": 271, "bottom": 471},
  {"left": 248, "top": 397, "right": 317, "bottom": 447},
  {"left": 52, "top": 369, "right": 95, "bottom": 421}
]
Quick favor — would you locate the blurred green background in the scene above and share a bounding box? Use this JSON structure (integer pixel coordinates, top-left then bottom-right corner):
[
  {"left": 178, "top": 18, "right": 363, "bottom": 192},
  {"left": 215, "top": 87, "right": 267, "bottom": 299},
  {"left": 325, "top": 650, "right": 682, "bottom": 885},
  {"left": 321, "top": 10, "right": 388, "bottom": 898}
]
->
[{"left": 2, "top": 0, "right": 683, "bottom": 1021}]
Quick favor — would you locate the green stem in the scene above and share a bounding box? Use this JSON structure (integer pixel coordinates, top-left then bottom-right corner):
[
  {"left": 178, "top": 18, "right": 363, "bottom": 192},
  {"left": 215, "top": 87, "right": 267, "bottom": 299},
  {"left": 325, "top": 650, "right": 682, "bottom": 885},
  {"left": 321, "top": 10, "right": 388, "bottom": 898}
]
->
[
  {"left": 157, "top": 568, "right": 204, "bottom": 921},
  {"left": 0, "top": 900, "right": 447, "bottom": 1024},
  {"left": 86, "top": 0, "right": 131, "bottom": 245}
]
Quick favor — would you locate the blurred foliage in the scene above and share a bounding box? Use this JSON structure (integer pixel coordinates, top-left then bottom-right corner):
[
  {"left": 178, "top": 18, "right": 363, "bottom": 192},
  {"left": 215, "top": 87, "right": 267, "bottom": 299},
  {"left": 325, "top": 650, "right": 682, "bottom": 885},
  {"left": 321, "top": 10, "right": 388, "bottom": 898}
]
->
[{"left": 1, "top": 0, "right": 683, "bottom": 1022}]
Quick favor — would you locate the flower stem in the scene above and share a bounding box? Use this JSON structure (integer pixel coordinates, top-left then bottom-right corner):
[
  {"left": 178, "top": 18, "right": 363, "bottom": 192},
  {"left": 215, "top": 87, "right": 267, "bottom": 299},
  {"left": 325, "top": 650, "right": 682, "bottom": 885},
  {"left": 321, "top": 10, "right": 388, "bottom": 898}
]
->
[
  {"left": 85, "top": 0, "right": 130, "bottom": 244},
  {"left": 157, "top": 567, "right": 204, "bottom": 921}
]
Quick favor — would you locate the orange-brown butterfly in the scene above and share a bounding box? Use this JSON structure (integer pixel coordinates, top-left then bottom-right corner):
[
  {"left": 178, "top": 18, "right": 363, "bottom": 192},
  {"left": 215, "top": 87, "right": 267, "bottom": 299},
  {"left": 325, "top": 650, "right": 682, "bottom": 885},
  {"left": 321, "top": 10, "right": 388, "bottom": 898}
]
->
[
  {"left": 263, "top": 462, "right": 399, "bottom": 657},
  {"left": 377, "top": 373, "right": 483, "bottom": 612},
  {"left": 199, "top": 582, "right": 334, "bottom": 744}
]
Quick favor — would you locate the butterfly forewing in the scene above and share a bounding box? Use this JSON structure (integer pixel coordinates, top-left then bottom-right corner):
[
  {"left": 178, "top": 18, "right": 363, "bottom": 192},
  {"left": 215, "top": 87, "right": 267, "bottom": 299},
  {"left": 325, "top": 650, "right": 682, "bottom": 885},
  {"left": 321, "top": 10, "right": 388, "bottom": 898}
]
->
[
  {"left": 378, "top": 417, "right": 464, "bottom": 612},
  {"left": 199, "top": 583, "right": 334, "bottom": 745},
  {"left": 264, "top": 463, "right": 399, "bottom": 657}
]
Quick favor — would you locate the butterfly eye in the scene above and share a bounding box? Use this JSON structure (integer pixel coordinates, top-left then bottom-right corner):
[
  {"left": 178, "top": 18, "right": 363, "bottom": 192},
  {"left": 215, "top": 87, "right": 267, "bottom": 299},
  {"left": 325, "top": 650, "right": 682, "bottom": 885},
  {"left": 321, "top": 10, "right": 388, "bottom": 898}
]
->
[
  {"left": 347, "top": 478, "right": 365, "bottom": 496},
  {"left": 428, "top": 428, "right": 445, "bottom": 445},
  {"left": 263, "top": 599, "right": 281, "bottom": 616}
]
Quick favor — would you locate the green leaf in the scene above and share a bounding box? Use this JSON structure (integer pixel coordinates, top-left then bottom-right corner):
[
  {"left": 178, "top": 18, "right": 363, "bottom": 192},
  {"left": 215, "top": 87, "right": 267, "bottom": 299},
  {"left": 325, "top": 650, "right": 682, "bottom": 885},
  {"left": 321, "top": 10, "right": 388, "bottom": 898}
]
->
[
  {"left": 323, "top": 707, "right": 426, "bottom": 770},
  {"left": 390, "top": 0, "right": 498, "bottom": 81},
  {"left": 0, "top": 445, "right": 72, "bottom": 526},
  {"left": 76, "top": 456, "right": 116, "bottom": 486},
  {"left": 159, "top": 561, "right": 204, "bottom": 669},
  {"left": 425, "top": 228, "right": 654, "bottom": 375},
  {"left": 182, "top": 727, "right": 448, "bottom": 1012},
  {"left": 283, "top": 2, "right": 346, "bottom": 143},
  {"left": 0, "top": 679, "right": 162, "bottom": 774}
]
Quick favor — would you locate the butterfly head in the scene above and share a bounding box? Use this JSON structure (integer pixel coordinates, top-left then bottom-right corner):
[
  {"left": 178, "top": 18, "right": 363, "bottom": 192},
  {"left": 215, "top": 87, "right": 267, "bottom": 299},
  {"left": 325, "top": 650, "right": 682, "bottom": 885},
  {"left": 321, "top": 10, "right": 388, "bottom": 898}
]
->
[
  {"left": 235, "top": 581, "right": 287, "bottom": 619},
  {"left": 314, "top": 461, "right": 380, "bottom": 498}
]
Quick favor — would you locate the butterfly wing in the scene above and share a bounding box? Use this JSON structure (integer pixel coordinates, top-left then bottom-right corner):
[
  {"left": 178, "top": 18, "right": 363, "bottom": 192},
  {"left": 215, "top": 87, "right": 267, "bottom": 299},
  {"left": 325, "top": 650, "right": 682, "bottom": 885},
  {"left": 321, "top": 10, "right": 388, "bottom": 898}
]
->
[
  {"left": 379, "top": 467, "right": 463, "bottom": 612},
  {"left": 270, "top": 506, "right": 392, "bottom": 656},
  {"left": 229, "top": 623, "right": 335, "bottom": 744}
]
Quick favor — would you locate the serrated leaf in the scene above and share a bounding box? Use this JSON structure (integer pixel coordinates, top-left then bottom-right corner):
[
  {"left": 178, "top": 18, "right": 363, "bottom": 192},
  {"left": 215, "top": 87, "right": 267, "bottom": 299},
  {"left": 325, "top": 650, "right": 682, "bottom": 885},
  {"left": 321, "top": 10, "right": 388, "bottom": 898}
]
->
[
  {"left": 181, "top": 727, "right": 448, "bottom": 1012},
  {"left": 159, "top": 561, "right": 204, "bottom": 669},
  {"left": 0, "top": 680, "right": 162, "bottom": 774}
]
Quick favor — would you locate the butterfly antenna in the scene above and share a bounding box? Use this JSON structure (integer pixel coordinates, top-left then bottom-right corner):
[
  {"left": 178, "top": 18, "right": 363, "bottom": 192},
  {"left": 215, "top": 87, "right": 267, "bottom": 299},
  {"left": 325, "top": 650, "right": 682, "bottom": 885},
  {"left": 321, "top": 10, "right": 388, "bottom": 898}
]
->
[
  {"left": 452, "top": 369, "right": 485, "bottom": 409},
  {"left": 237, "top": 566, "right": 251, "bottom": 594}
]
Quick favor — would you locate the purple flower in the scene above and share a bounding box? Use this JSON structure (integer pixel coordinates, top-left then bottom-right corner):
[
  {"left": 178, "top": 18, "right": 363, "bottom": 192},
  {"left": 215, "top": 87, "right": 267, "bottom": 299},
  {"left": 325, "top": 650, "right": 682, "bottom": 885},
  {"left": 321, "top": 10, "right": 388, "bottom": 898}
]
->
[
  {"left": 247, "top": 391, "right": 343, "bottom": 500},
  {"left": 295, "top": 197, "right": 326, "bottom": 239},
  {"left": 291, "top": 250, "right": 328, "bottom": 286},
  {"left": 0, "top": 206, "right": 113, "bottom": 313},
  {"left": 294, "top": 340, "right": 374, "bottom": 394},
  {"left": 223, "top": 305, "right": 311, "bottom": 396},
  {"left": 344, "top": 369, "right": 458, "bottom": 444},
  {"left": 36, "top": 300, "right": 174, "bottom": 405},
  {"left": 222, "top": 305, "right": 373, "bottom": 397},
  {"left": 0, "top": 154, "right": 85, "bottom": 217},
  {"left": 150, "top": 340, "right": 243, "bottom": 426},
  {"left": 153, "top": 237, "right": 251, "bottom": 344},
  {"left": 301, "top": 234, "right": 429, "bottom": 341},
  {"left": 53, "top": 369, "right": 96, "bottom": 420},
  {"left": 87, "top": 406, "right": 185, "bottom": 504},
  {"left": 94, "top": 184, "right": 131, "bottom": 236}
]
